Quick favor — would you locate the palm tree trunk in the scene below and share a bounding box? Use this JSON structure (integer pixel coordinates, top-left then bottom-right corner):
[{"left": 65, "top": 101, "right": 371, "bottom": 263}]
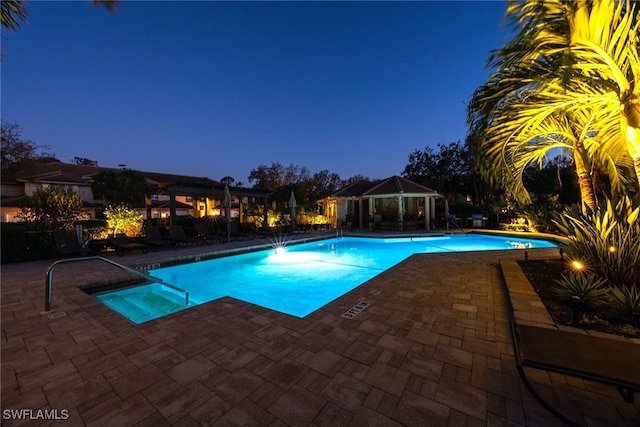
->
[{"left": 573, "top": 144, "right": 597, "bottom": 212}]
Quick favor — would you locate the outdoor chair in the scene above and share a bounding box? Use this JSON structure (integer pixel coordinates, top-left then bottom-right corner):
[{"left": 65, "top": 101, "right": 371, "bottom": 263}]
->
[
  {"left": 245, "top": 223, "right": 268, "bottom": 239},
  {"left": 142, "top": 225, "right": 175, "bottom": 250},
  {"left": 170, "top": 225, "right": 204, "bottom": 248},
  {"left": 510, "top": 320, "right": 640, "bottom": 426},
  {"left": 225, "top": 222, "right": 246, "bottom": 241},
  {"left": 194, "top": 224, "right": 219, "bottom": 245},
  {"left": 53, "top": 230, "right": 97, "bottom": 258},
  {"left": 109, "top": 233, "right": 149, "bottom": 256}
]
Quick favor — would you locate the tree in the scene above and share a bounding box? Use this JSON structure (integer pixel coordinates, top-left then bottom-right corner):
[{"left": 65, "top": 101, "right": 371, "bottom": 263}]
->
[
  {"left": 1, "top": 121, "right": 57, "bottom": 173},
  {"left": 523, "top": 155, "right": 580, "bottom": 206},
  {"left": 248, "top": 162, "right": 310, "bottom": 191},
  {"left": 402, "top": 141, "right": 475, "bottom": 200},
  {"left": 1, "top": 0, "right": 118, "bottom": 32},
  {"left": 104, "top": 204, "right": 143, "bottom": 237},
  {"left": 307, "top": 170, "right": 343, "bottom": 200},
  {"left": 1, "top": 0, "right": 28, "bottom": 32},
  {"left": 467, "top": 0, "right": 639, "bottom": 210},
  {"left": 90, "top": 169, "right": 148, "bottom": 207},
  {"left": 72, "top": 157, "right": 99, "bottom": 166},
  {"left": 220, "top": 176, "right": 235, "bottom": 186},
  {"left": 18, "top": 186, "right": 86, "bottom": 229}
]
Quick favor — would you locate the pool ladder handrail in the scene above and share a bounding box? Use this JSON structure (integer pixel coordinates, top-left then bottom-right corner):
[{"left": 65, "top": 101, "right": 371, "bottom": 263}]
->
[
  {"left": 44, "top": 256, "right": 189, "bottom": 313},
  {"left": 446, "top": 218, "right": 468, "bottom": 235}
]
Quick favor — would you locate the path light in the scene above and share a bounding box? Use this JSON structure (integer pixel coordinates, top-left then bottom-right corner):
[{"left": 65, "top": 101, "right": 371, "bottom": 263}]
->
[{"left": 571, "top": 260, "right": 585, "bottom": 271}]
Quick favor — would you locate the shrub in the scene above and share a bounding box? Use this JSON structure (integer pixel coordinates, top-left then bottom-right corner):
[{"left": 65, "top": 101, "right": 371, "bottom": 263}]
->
[
  {"left": 555, "top": 272, "right": 610, "bottom": 327},
  {"left": 104, "top": 204, "right": 143, "bottom": 237},
  {"left": 18, "top": 186, "right": 87, "bottom": 230},
  {"left": 0, "top": 222, "right": 56, "bottom": 263},
  {"left": 609, "top": 286, "right": 640, "bottom": 318},
  {"left": 553, "top": 197, "right": 640, "bottom": 288},
  {"left": 554, "top": 273, "right": 610, "bottom": 308}
]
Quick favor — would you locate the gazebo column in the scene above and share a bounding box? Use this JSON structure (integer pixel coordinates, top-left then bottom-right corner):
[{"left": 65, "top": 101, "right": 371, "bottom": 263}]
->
[
  {"left": 368, "top": 197, "right": 374, "bottom": 230},
  {"left": 430, "top": 197, "right": 437, "bottom": 229},
  {"left": 398, "top": 192, "right": 404, "bottom": 230},
  {"left": 424, "top": 197, "right": 430, "bottom": 230},
  {"left": 358, "top": 197, "right": 364, "bottom": 230}
]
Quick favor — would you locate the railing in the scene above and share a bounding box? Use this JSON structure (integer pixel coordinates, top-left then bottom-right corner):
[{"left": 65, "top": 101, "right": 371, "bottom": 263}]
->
[
  {"left": 446, "top": 218, "right": 468, "bottom": 235},
  {"left": 44, "top": 256, "right": 189, "bottom": 313}
]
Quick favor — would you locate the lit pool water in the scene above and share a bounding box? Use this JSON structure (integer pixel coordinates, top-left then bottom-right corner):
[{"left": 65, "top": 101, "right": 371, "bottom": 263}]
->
[{"left": 96, "top": 234, "right": 556, "bottom": 323}]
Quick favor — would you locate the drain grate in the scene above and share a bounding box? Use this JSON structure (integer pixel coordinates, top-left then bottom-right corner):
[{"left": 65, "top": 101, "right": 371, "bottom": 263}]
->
[
  {"left": 342, "top": 302, "right": 369, "bottom": 319},
  {"left": 47, "top": 311, "right": 67, "bottom": 320}
]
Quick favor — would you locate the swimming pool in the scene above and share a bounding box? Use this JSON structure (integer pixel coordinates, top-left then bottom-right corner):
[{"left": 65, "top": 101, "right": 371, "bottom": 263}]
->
[{"left": 96, "top": 234, "right": 557, "bottom": 323}]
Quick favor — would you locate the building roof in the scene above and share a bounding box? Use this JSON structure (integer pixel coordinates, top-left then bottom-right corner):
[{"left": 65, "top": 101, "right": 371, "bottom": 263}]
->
[
  {"left": 7, "top": 161, "right": 269, "bottom": 197},
  {"left": 332, "top": 175, "right": 438, "bottom": 198},
  {"left": 10, "top": 162, "right": 221, "bottom": 187},
  {"left": 18, "top": 170, "right": 90, "bottom": 185}
]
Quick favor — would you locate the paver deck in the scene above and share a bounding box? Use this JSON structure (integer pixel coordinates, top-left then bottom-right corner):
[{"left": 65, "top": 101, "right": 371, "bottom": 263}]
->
[{"left": 2, "top": 232, "right": 639, "bottom": 426}]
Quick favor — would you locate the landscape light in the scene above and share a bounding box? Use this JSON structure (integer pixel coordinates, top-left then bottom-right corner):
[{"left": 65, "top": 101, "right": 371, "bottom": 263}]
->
[{"left": 572, "top": 260, "right": 584, "bottom": 271}]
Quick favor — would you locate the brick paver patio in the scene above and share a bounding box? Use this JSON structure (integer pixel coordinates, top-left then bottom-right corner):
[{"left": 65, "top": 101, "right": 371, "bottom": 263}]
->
[{"left": 2, "top": 232, "right": 639, "bottom": 426}]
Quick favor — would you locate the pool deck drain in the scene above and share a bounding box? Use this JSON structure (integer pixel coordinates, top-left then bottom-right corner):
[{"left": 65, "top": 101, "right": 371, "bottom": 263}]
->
[
  {"left": 1, "top": 231, "right": 637, "bottom": 426},
  {"left": 341, "top": 302, "right": 369, "bottom": 319}
]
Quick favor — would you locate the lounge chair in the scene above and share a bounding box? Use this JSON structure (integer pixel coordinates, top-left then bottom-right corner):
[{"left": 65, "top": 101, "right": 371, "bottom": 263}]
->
[
  {"left": 511, "top": 320, "right": 640, "bottom": 425},
  {"left": 142, "top": 225, "right": 175, "bottom": 250},
  {"left": 245, "top": 223, "right": 268, "bottom": 239},
  {"left": 194, "top": 224, "right": 219, "bottom": 245},
  {"left": 109, "top": 233, "right": 149, "bottom": 256},
  {"left": 170, "top": 225, "right": 204, "bottom": 248},
  {"left": 225, "top": 222, "right": 246, "bottom": 241},
  {"left": 53, "top": 230, "right": 97, "bottom": 258}
]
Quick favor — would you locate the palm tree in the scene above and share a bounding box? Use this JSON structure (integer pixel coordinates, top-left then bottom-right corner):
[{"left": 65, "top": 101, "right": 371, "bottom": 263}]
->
[
  {"left": 468, "top": 0, "right": 639, "bottom": 210},
  {"left": 1, "top": 0, "right": 118, "bottom": 32},
  {"left": 1, "top": 1, "right": 28, "bottom": 32}
]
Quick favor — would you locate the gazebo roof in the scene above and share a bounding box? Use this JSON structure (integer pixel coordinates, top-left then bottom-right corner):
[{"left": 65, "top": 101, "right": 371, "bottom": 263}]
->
[
  {"left": 365, "top": 176, "right": 438, "bottom": 196},
  {"left": 332, "top": 175, "right": 438, "bottom": 198},
  {"left": 332, "top": 179, "right": 377, "bottom": 197}
]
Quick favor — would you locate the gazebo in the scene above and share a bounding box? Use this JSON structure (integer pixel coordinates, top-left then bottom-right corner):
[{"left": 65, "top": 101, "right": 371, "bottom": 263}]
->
[{"left": 319, "top": 176, "right": 441, "bottom": 231}]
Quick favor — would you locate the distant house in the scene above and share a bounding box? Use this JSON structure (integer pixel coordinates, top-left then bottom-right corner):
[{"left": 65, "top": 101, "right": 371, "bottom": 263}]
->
[
  {"left": 0, "top": 162, "right": 270, "bottom": 224},
  {"left": 319, "top": 175, "right": 441, "bottom": 231}
]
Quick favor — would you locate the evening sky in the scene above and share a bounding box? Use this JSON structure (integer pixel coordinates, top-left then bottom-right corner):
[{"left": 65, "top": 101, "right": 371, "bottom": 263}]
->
[{"left": 2, "top": 1, "right": 511, "bottom": 184}]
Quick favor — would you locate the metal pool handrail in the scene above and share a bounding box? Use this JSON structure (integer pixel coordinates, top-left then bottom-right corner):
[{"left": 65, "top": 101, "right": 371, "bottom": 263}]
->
[{"left": 44, "top": 256, "right": 189, "bottom": 313}]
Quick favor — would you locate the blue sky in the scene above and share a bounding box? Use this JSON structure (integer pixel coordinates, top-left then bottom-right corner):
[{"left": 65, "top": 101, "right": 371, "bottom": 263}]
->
[{"left": 3, "top": 1, "right": 510, "bottom": 184}]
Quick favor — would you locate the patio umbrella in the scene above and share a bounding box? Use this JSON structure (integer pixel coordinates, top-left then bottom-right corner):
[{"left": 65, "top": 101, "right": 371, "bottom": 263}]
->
[
  {"left": 224, "top": 184, "right": 231, "bottom": 241},
  {"left": 289, "top": 191, "right": 297, "bottom": 230}
]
